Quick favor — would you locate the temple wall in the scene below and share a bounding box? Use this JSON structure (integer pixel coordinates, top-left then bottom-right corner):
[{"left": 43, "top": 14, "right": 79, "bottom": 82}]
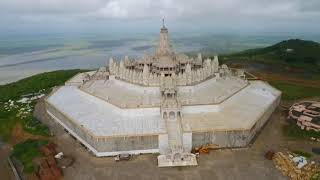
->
[
  {"left": 94, "top": 136, "right": 158, "bottom": 152},
  {"left": 113, "top": 78, "right": 159, "bottom": 94},
  {"left": 191, "top": 93, "right": 281, "bottom": 148},
  {"left": 192, "top": 130, "right": 250, "bottom": 148},
  {"left": 45, "top": 101, "right": 160, "bottom": 157}
]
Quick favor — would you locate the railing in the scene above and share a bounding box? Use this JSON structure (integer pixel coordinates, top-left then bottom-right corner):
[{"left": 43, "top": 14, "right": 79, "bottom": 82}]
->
[{"left": 7, "top": 156, "right": 22, "bottom": 180}]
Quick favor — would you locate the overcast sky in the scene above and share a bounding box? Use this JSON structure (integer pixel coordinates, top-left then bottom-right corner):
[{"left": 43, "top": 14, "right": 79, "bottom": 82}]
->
[{"left": 0, "top": 0, "right": 319, "bottom": 35}]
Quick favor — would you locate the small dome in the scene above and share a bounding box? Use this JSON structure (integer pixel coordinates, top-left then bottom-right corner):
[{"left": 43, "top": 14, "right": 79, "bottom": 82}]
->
[
  {"left": 82, "top": 73, "right": 91, "bottom": 80},
  {"left": 98, "top": 67, "right": 107, "bottom": 72},
  {"left": 221, "top": 64, "right": 228, "bottom": 69}
]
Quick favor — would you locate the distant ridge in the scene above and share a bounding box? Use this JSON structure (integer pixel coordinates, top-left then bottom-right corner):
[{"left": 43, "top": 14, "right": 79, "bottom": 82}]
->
[{"left": 226, "top": 39, "right": 320, "bottom": 71}]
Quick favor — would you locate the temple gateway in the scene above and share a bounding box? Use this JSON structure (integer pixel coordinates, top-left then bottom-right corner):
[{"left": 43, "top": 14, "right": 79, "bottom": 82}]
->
[{"left": 45, "top": 23, "right": 281, "bottom": 167}]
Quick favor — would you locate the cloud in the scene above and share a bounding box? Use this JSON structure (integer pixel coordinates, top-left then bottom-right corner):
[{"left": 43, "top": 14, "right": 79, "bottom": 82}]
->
[
  {"left": 0, "top": 0, "right": 319, "bottom": 33},
  {"left": 98, "top": 1, "right": 128, "bottom": 18}
]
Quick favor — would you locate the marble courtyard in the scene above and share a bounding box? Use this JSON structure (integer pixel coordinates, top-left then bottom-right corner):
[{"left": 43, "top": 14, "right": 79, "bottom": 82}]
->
[{"left": 45, "top": 23, "right": 281, "bottom": 167}]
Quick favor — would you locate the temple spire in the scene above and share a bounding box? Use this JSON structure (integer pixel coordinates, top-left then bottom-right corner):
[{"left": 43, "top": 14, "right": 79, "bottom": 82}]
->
[{"left": 156, "top": 19, "right": 173, "bottom": 56}]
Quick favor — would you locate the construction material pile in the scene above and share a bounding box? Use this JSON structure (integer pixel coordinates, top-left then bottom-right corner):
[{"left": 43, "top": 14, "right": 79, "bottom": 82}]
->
[
  {"left": 192, "top": 144, "right": 219, "bottom": 155},
  {"left": 272, "top": 152, "right": 319, "bottom": 180},
  {"left": 37, "top": 143, "right": 62, "bottom": 180}
]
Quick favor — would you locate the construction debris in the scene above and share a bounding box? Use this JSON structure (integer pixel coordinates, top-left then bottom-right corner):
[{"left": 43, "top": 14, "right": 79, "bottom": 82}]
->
[
  {"left": 115, "top": 154, "right": 132, "bottom": 161},
  {"left": 288, "top": 101, "right": 320, "bottom": 131},
  {"left": 199, "top": 147, "right": 209, "bottom": 154},
  {"left": 54, "top": 152, "right": 64, "bottom": 159},
  {"left": 37, "top": 158, "right": 62, "bottom": 180},
  {"left": 265, "top": 150, "right": 275, "bottom": 160},
  {"left": 272, "top": 152, "right": 319, "bottom": 180},
  {"left": 36, "top": 143, "right": 63, "bottom": 180},
  {"left": 57, "top": 155, "right": 74, "bottom": 169},
  {"left": 310, "top": 137, "right": 320, "bottom": 142},
  {"left": 40, "top": 143, "right": 57, "bottom": 156},
  {"left": 193, "top": 144, "right": 219, "bottom": 154},
  {"left": 292, "top": 156, "right": 307, "bottom": 169}
]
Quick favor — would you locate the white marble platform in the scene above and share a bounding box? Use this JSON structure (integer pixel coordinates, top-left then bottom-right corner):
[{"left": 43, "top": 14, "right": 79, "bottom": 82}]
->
[
  {"left": 47, "top": 86, "right": 166, "bottom": 137},
  {"left": 178, "top": 77, "right": 248, "bottom": 105},
  {"left": 47, "top": 80, "right": 280, "bottom": 137},
  {"left": 182, "top": 81, "right": 281, "bottom": 132},
  {"left": 82, "top": 79, "right": 161, "bottom": 108}
]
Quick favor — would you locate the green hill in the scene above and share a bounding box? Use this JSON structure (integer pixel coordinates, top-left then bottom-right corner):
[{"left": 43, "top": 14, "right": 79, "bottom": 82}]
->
[{"left": 224, "top": 39, "right": 320, "bottom": 72}]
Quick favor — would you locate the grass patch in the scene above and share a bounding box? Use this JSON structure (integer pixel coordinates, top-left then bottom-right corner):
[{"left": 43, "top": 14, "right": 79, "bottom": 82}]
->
[
  {"left": 269, "top": 81, "right": 320, "bottom": 101},
  {"left": 12, "top": 139, "right": 48, "bottom": 173},
  {"left": 311, "top": 171, "right": 320, "bottom": 180},
  {"left": 291, "top": 150, "right": 312, "bottom": 158},
  {"left": 23, "top": 116, "right": 50, "bottom": 136},
  {"left": 0, "top": 106, "right": 19, "bottom": 141},
  {"left": 282, "top": 122, "right": 320, "bottom": 139}
]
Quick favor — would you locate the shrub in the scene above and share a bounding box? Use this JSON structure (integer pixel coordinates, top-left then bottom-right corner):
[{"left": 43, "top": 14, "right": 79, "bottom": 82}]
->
[
  {"left": 291, "top": 150, "right": 312, "bottom": 158},
  {"left": 282, "top": 122, "right": 320, "bottom": 139},
  {"left": 12, "top": 139, "right": 48, "bottom": 173},
  {"left": 23, "top": 117, "right": 50, "bottom": 136}
]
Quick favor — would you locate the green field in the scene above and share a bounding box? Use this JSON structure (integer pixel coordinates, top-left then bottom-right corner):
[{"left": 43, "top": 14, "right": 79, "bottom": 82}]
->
[{"left": 269, "top": 81, "right": 320, "bottom": 101}]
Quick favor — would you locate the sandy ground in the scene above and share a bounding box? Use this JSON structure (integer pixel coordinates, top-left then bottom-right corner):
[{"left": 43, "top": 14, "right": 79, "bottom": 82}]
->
[{"left": 46, "top": 107, "right": 319, "bottom": 180}]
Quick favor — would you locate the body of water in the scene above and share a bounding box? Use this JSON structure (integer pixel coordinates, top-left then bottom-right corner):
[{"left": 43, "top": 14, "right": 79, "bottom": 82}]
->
[{"left": 1, "top": 32, "right": 319, "bottom": 85}]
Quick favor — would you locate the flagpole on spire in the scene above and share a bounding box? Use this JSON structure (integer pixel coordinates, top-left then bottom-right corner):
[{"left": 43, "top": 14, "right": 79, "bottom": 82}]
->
[{"left": 162, "top": 18, "right": 165, "bottom": 28}]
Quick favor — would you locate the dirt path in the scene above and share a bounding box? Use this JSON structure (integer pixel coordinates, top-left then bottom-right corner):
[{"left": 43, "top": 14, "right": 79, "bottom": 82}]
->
[
  {"left": 0, "top": 144, "right": 13, "bottom": 180},
  {"left": 10, "top": 123, "right": 50, "bottom": 145}
]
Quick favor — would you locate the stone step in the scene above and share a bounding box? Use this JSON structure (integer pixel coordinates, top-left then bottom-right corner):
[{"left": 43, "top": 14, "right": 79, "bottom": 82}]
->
[{"left": 166, "top": 117, "right": 183, "bottom": 150}]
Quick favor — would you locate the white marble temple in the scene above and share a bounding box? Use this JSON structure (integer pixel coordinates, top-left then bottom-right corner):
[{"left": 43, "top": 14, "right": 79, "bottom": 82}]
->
[{"left": 46, "top": 22, "right": 281, "bottom": 167}]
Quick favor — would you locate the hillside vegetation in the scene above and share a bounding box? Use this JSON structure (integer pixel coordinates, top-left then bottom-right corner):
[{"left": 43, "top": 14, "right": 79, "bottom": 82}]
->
[
  {"left": 0, "top": 69, "right": 87, "bottom": 141},
  {"left": 224, "top": 39, "right": 320, "bottom": 72},
  {"left": 0, "top": 69, "right": 87, "bottom": 102}
]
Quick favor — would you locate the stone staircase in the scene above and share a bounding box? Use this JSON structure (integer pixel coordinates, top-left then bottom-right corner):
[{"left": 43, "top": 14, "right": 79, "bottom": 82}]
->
[
  {"left": 158, "top": 81, "right": 197, "bottom": 167},
  {"left": 158, "top": 114, "right": 197, "bottom": 167},
  {"left": 166, "top": 115, "right": 183, "bottom": 152}
]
